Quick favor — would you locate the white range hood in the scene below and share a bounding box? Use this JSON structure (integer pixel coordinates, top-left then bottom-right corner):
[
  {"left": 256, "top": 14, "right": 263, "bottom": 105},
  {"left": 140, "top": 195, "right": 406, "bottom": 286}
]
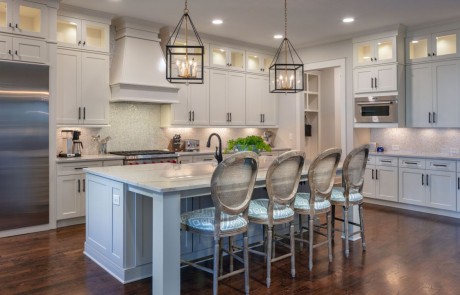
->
[{"left": 110, "top": 17, "right": 179, "bottom": 104}]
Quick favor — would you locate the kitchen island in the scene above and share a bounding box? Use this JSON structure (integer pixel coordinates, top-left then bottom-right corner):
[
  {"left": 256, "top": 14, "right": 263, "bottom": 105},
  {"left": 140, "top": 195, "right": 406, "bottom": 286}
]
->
[{"left": 83, "top": 156, "right": 313, "bottom": 295}]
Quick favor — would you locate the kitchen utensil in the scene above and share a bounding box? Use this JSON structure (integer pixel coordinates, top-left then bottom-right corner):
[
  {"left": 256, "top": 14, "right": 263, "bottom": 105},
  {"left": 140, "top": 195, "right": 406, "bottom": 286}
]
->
[
  {"left": 184, "top": 139, "right": 200, "bottom": 152},
  {"left": 263, "top": 130, "right": 274, "bottom": 147}
]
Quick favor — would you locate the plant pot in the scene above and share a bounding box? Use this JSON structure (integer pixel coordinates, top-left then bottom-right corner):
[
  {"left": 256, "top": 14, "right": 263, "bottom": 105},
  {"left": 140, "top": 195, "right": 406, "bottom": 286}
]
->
[{"left": 234, "top": 144, "right": 260, "bottom": 154}]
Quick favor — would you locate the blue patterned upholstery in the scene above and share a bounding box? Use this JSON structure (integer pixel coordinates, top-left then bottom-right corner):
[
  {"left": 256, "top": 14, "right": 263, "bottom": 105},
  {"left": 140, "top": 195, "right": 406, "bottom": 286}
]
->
[
  {"left": 181, "top": 207, "right": 247, "bottom": 233},
  {"left": 248, "top": 199, "right": 294, "bottom": 221},
  {"left": 294, "top": 193, "right": 331, "bottom": 211},
  {"left": 331, "top": 187, "right": 363, "bottom": 204}
]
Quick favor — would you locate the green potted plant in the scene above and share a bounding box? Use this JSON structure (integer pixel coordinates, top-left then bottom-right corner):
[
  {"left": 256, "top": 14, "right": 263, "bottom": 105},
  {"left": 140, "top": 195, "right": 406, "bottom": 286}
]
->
[{"left": 225, "top": 135, "right": 272, "bottom": 154}]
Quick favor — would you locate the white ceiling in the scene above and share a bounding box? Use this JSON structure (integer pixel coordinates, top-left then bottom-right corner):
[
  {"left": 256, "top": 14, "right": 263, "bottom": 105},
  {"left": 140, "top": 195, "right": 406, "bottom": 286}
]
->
[{"left": 61, "top": 0, "right": 460, "bottom": 49}]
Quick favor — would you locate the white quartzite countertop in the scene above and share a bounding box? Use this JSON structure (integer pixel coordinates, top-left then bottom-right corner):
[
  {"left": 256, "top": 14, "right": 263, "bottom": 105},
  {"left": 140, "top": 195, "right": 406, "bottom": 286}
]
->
[
  {"left": 56, "top": 154, "right": 125, "bottom": 163},
  {"left": 370, "top": 151, "right": 460, "bottom": 161},
  {"left": 84, "top": 156, "right": 311, "bottom": 193}
]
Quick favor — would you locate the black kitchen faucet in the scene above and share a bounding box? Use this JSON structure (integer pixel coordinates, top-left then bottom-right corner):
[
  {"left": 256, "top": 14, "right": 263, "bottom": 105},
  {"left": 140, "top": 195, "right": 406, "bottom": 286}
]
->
[{"left": 206, "top": 133, "right": 223, "bottom": 164}]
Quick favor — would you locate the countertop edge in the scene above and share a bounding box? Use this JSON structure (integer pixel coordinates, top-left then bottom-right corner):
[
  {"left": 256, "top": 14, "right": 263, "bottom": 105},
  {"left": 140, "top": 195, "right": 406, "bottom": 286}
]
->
[
  {"left": 370, "top": 152, "right": 460, "bottom": 161},
  {"left": 56, "top": 155, "right": 125, "bottom": 163}
]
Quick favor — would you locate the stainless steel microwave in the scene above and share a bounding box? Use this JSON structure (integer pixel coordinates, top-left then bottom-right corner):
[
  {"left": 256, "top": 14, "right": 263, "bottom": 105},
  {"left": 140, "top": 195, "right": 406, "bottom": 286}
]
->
[{"left": 355, "top": 95, "right": 398, "bottom": 123}]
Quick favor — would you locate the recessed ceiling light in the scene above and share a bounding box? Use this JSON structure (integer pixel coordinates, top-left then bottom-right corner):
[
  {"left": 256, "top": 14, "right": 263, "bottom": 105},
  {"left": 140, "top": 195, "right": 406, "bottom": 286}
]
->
[
  {"left": 412, "top": 40, "right": 419, "bottom": 44},
  {"left": 212, "top": 19, "right": 223, "bottom": 25},
  {"left": 342, "top": 17, "right": 354, "bottom": 23},
  {"left": 273, "top": 34, "right": 283, "bottom": 39}
]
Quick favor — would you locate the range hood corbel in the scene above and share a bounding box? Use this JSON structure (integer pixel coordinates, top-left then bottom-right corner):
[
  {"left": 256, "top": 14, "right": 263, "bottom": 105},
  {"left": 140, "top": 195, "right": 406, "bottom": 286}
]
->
[{"left": 110, "top": 17, "right": 179, "bottom": 104}]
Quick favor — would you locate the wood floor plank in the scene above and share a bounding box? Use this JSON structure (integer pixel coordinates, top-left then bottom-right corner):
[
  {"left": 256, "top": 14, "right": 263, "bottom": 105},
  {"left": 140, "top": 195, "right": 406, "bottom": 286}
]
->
[{"left": 1, "top": 204, "right": 460, "bottom": 294}]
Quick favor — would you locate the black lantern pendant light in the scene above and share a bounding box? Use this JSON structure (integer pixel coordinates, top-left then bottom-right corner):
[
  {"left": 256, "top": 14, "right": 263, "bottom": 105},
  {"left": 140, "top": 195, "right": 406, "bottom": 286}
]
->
[
  {"left": 269, "top": 0, "right": 304, "bottom": 93},
  {"left": 166, "top": 0, "right": 204, "bottom": 84}
]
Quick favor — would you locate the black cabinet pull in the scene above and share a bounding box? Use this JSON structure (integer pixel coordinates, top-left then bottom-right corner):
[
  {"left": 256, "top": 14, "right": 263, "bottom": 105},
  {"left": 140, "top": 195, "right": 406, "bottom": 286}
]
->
[
  {"left": 192, "top": 111, "right": 194, "bottom": 122},
  {"left": 15, "top": 50, "right": 18, "bottom": 55},
  {"left": 376, "top": 169, "right": 378, "bottom": 180},
  {"left": 230, "top": 113, "right": 232, "bottom": 122},
  {"left": 371, "top": 169, "right": 374, "bottom": 179},
  {"left": 78, "top": 41, "right": 82, "bottom": 45},
  {"left": 426, "top": 174, "right": 429, "bottom": 186},
  {"left": 371, "top": 77, "right": 374, "bottom": 88},
  {"left": 83, "top": 179, "right": 86, "bottom": 192},
  {"left": 428, "top": 53, "right": 432, "bottom": 57},
  {"left": 74, "top": 167, "right": 88, "bottom": 170},
  {"left": 433, "top": 164, "right": 447, "bottom": 167},
  {"left": 226, "top": 113, "right": 229, "bottom": 122},
  {"left": 188, "top": 111, "right": 191, "bottom": 122},
  {"left": 432, "top": 52, "right": 436, "bottom": 56},
  {"left": 458, "top": 177, "right": 460, "bottom": 190},
  {"left": 422, "top": 174, "right": 424, "bottom": 186},
  {"left": 8, "top": 50, "right": 11, "bottom": 55},
  {"left": 263, "top": 114, "right": 265, "bottom": 123},
  {"left": 371, "top": 57, "right": 374, "bottom": 62},
  {"left": 374, "top": 57, "right": 377, "bottom": 61},
  {"left": 77, "top": 179, "right": 81, "bottom": 193},
  {"left": 8, "top": 22, "right": 12, "bottom": 28},
  {"left": 78, "top": 107, "right": 81, "bottom": 120},
  {"left": 433, "top": 112, "right": 436, "bottom": 123},
  {"left": 375, "top": 77, "right": 378, "bottom": 88},
  {"left": 428, "top": 112, "right": 431, "bottom": 123},
  {"left": 381, "top": 160, "right": 392, "bottom": 163},
  {"left": 83, "top": 107, "right": 86, "bottom": 120},
  {"left": 260, "top": 114, "right": 263, "bottom": 123},
  {"left": 15, "top": 24, "right": 18, "bottom": 29},
  {"left": 83, "top": 41, "right": 86, "bottom": 46}
]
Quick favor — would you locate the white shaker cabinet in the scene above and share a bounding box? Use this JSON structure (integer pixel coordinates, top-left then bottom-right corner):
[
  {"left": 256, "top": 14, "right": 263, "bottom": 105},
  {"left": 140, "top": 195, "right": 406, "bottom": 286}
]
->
[
  {"left": 362, "top": 156, "right": 398, "bottom": 202},
  {"left": 210, "top": 45, "right": 245, "bottom": 71},
  {"left": 406, "top": 60, "right": 460, "bottom": 128},
  {"left": 162, "top": 70, "right": 209, "bottom": 126},
  {"left": 57, "top": 48, "right": 109, "bottom": 126},
  {"left": 407, "top": 30, "right": 460, "bottom": 64},
  {"left": 399, "top": 158, "right": 456, "bottom": 211},
  {"left": 209, "top": 69, "right": 245, "bottom": 126},
  {"left": 353, "top": 36, "right": 397, "bottom": 67},
  {"left": 57, "top": 15, "right": 109, "bottom": 53},
  {"left": 354, "top": 64, "right": 398, "bottom": 94},
  {"left": 0, "top": 34, "right": 46, "bottom": 63},
  {"left": 245, "top": 74, "right": 277, "bottom": 126},
  {"left": 0, "top": 0, "right": 47, "bottom": 39},
  {"left": 246, "top": 52, "right": 273, "bottom": 74}
]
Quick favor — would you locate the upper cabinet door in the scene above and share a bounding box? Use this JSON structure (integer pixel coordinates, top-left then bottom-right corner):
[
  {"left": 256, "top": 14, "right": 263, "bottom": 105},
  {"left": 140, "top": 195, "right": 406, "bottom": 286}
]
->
[
  {"left": 354, "top": 68, "right": 374, "bottom": 93},
  {"left": 0, "top": 34, "right": 12, "bottom": 60},
  {"left": 375, "top": 37, "right": 396, "bottom": 64},
  {"left": 0, "top": 0, "right": 13, "bottom": 33},
  {"left": 374, "top": 64, "right": 397, "bottom": 92},
  {"left": 227, "top": 72, "right": 246, "bottom": 125},
  {"left": 407, "top": 35, "right": 431, "bottom": 63},
  {"left": 81, "top": 20, "right": 109, "bottom": 53},
  {"left": 432, "top": 30, "right": 459, "bottom": 60},
  {"left": 57, "top": 49, "right": 81, "bottom": 125},
  {"left": 406, "top": 64, "right": 433, "bottom": 128},
  {"left": 246, "top": 52, "right": 262, "bottom": 74},
  {"left": 354, "top": 41, "right": 374, "bottom": 67},
  {"left": 12, "top": 0, "right": 47, "bottom": 39},
  {"left": 228, "top": 48, "right": 245, "bottom": 71},
  {"left": 57, "top": 16, "right": 82, "bottom": 49},
  {"left": 13, "top": 37, "right": 46, "bottom": 63},
  {"left": 189, "top": 69, "right": 209, "bottom": 125},
  {"left": 209, "top": 69, "right": 228, "bottom": 126},
  {"left": 432, "top": 60, "right": 460, "bottom": 128},
  {"left": 245, "top": 74, "right": 263, "bottom": 125},
  {"left": 210, "top": 45, "right": 228, "bottom": 68},
  {"left": 262, "top": 77, "right": 278, "bottom": 126}
]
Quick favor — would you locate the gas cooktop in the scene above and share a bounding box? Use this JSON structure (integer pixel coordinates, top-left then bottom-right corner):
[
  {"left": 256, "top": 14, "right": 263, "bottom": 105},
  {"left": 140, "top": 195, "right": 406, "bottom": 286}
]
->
[{"left": 110, "top": 150, "right": 176, "bottom": 156}]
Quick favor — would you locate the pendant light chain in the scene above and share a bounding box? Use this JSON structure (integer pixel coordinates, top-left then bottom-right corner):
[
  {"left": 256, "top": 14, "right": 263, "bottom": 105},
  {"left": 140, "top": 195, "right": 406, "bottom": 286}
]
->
[{"left": 284, "top": 0, "right": 287, "bottom": 72}]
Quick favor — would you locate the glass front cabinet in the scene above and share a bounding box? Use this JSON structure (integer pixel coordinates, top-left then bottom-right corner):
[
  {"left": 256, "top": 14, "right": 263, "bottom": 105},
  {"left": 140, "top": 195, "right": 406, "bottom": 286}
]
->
[
  {"left": 354, "top": 37, "right": 396, "bottom": 67},
  {"left": 246, "top": 52, "right": 273, "bottom": 74},
  {"left": 0, "top": 0, "right": 47, "bottom": 38},
  {"left": 210, "top": 45, "right": 245, "bottom": 71},
  {"left": 57, "top": 15, "right": 109, "bottom": 53},
  {"left": 407, "top": 30, "right": 460, "bottom": 63}
]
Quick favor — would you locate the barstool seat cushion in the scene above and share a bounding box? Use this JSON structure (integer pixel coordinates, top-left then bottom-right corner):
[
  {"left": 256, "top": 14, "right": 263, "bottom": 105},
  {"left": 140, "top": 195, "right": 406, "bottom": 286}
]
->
[
  {"left": 248, "top": 199, "right": 294, "bottom": 221},
  {"left": 331, "top": 187, "right": 363, "bottom": 203},
  {"left": 294, "top": 193, "right": 331, "bottom": 211},
  {"left": 181, "top": 207, "right": 247, "bottom": 233}
]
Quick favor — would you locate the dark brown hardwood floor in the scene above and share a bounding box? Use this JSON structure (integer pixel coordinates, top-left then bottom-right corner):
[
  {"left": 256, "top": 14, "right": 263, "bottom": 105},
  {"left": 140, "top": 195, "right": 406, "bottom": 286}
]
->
[{"left": 1, "top": 204, "right": 460, "bottom": 295}]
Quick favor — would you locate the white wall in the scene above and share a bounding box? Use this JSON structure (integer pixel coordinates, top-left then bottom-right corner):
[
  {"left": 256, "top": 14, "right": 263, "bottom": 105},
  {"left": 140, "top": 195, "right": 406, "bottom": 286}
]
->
[
  {"left": 275, "top": 39, "right": 370, "bottom": 154},
  {"left": 319, "top": 67, "right": 336, "bottom": 150}
]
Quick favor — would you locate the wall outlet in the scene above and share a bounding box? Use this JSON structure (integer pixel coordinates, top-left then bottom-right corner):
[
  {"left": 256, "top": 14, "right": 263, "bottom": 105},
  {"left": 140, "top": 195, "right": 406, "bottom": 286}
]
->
[
  {"left": 450, "top": 148, "right": 459, "bottom": 154},
  {"left": 392, "top": 145, "right": 400, "bottom": 151},
  {"left": 113, "top": 194, "right": 120, "bottom": 206}
]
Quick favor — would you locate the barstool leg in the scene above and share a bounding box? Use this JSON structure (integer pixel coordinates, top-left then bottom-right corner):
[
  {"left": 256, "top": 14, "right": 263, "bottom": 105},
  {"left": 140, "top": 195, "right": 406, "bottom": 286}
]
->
[
  {"left": 213, "top": 238, "right": 220, "bottom": 295},
  {"left": 308, "top": 216, "right": 314, "bottom": 271},
  {"left": 359, "top": 204, "right": 367, "bottom": 251},
  {"left": 298, "top": 214, "right": 303, "bottom": 251},
  {"left": 243, "top": 233, "right": 250, "bottom": 295},
  {"left": 229, "top": 236, "right": 234, "bottom": 272},
  {"left": 219, "top": 238, "right": 223, "bottom": 276},
  {"left": 290, "top": 222, "right": 296, "bottom": 278},
  {"left": 272, "top": 225, "right": 276, "bottom": 259},
  {"left": 331, "top": 205, "right": 336, "bottom": 241},
  {"left": 344, "top": 206, "right": 349, "bottom": 258},
  {"left": 327, "top": 211, "right": 332, "bottom": 262},
  {"left": 266, "top": 226, "right": 273, "bottom": 288}
]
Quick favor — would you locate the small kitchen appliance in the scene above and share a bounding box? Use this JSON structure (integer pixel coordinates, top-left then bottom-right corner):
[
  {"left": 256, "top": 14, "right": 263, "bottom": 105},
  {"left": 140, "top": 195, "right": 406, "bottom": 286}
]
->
[
  {"left": 262, "top": 131, "right": 274, "bottom": 147},
  {"left": 59, "top": 130, "right": 74, "bottom": 156},
  {"left": 184, "top": 139, "right": 200, "bottom": 152},
  {"left": 355, "top": 95, "right": 398, "bottom": 124},
  {"left": 72, "top": 131, "right": 83, "bottom": 156}
]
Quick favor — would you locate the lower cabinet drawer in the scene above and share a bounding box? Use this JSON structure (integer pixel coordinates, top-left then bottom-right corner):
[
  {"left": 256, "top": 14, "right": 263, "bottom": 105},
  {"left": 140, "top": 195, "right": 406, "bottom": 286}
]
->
[
  {"left": 57, "top": 161, "right": 102, "bottom": 176},
  {"left": 192, "top": 155, "right": 215, "bottom": 162}
]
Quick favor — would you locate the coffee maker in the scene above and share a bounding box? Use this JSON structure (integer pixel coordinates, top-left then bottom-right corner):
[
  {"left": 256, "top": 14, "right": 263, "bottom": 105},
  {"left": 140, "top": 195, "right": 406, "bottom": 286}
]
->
[
  {"left": 72, "top": 131, "right": 83, "bottom": 156},
  {"left": 58, "top": 130, "right": 83, "bottom": 157}
]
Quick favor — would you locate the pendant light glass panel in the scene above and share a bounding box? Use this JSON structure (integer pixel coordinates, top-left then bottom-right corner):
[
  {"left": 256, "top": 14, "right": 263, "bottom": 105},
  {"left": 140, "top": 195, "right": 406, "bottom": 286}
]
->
[{"left": 166, "top": 2, "right": 204, "bottom": 84}]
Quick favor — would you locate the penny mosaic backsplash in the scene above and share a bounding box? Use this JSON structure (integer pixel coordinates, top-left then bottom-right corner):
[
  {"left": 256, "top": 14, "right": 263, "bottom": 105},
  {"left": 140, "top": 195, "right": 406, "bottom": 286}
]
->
[
  {"left": 56, "top": 103, "right": 272, "bottom": 155},
  {"left": 371, "top": 128, "right": 460, "bottom": 154}
]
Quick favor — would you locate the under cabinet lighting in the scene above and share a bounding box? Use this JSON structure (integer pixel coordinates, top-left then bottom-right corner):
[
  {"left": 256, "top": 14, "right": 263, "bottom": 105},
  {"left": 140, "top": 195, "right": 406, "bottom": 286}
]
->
[
  {"left": 212, "top": 19, "right": 223, "bottom": 25},
  {"left": 342, "top": 17, "right": 354, "bottom": 23}
]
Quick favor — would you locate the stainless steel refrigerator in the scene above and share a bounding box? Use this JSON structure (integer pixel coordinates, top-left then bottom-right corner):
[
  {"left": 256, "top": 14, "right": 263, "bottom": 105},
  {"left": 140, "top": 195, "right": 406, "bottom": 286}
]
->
[{"left": 0, "top": 62, "right": 49, "bottom": 231}]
